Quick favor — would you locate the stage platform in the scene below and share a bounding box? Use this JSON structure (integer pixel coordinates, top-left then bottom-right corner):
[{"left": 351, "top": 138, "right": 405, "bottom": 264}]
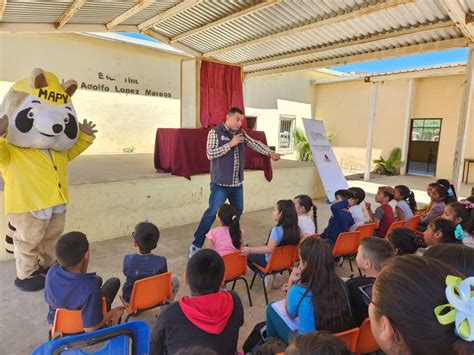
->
[{"left": 0, "top": 154, "right": 323, "bottom": 260}]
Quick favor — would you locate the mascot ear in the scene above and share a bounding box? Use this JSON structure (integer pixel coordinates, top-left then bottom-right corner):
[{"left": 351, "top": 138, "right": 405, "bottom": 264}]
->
[
  {"left": 29, "top": 68, "right": 48, "bottom": 89},
  {"left": 62, "top": 80, "right": 78, "bottom": 97}
]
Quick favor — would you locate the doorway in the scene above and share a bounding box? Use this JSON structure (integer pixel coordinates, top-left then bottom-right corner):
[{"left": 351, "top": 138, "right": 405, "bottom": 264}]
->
[{"left": 406, "top": 118, "right": 442, "bottom": 176}]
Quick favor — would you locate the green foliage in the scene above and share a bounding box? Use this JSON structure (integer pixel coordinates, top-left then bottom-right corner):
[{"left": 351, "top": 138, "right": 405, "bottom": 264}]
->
[
  {"left": 122, "top": 146, "right": 136, "bottom": 154},
  {"left": 293, "top": 128, "right": 336, "bottom": 162},
  {"left": 373, "top": 148, "right": 404, "bottom": 175}
]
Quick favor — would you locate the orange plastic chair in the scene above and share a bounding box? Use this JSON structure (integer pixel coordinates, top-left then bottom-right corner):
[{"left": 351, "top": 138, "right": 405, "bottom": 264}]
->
[
  {"left": 50, "top": 297, "right": 107, "bottom": 339},
  {"left": 405, "top": 215, "right": 421, "bottom": 232},
  {"left": 332, "top": 231, "right": 361, "bottom": 273},
  {"left": 335, "top": 327, "right": 360, "bottom": 353},
  {"left": 120, "top": 272, "right": 172, "bottom": 322},
  {"left": 249, "top": 245, "right": 299, "bottom": 305},
  {"left": 356, "top": 223, "right": 376, "bottom": 241},
  {"left": 355, "top": 318, "right": 380, "bottom": 355},
  {"left": 223, "top": 252, "right": 252, "bottom": 307},
  {"left": 384, "top": 221, "right": 406, "bottom": 240}
]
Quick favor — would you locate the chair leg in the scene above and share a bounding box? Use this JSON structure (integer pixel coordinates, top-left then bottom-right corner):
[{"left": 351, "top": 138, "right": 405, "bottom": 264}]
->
[
  {"left": 261, "top": 276, "right": 269, "bottom": 305},
  {"left": 250, "top": 272, "right": 257, "bottom": 289},
  {"left": 240, "top": 277, "right": 253, "bottom": 307},
  {"left": 231, "top": 280, "right": 237, "bottom": 290},
  {"left": 358, "top": 268, "right": 362, "bottom": 277},
  {"left": 348, "top": 257, "right": 354, "bottom": 272},
  {"left": 125, "top": 313, "right": 132, "bottom": 323}
]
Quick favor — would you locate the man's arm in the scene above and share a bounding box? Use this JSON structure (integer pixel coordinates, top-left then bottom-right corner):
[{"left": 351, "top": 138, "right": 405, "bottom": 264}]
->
[{"left": 243, "top": 131, "right": 281, "bottom": 161}]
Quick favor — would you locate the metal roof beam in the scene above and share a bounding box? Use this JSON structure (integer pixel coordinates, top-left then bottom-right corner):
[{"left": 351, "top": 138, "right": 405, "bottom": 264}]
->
[
  {"left": 242, "top": 20, "right": 454, "bottom": 67},
  {"left": 244, "top": 37, "right": 468, "bottom": 78},
  {"left": 204, "top": 0, "right": 415, "bottom": 58},
  {"left": 0, "top": 23, "right": 137, "bottom": 32},
  {"left": 138, "top": 0, "right": 202, "bottom": 31},
  {"left": 55, "top": 0, "right": 87, "bottom": 30},
  {"left": 439, "top": 0, "right": 474, "bottom": 42},
  {"left": 0, "top": 0, "right": 7, "bottom": 20},
  {"left": 106, "top": 0, "right": 155, "bottom": 30},
  {"left": 143, "top": 29, "right": 201, "bottom": 57},
  {"left": 170, "top": 0, "right": 281, "bottom": 43}
]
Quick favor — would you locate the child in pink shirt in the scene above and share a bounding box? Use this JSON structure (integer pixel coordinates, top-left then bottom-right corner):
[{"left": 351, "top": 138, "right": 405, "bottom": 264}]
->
[{"left": 205, "top": 204, "right": 244, "bottom": 256}]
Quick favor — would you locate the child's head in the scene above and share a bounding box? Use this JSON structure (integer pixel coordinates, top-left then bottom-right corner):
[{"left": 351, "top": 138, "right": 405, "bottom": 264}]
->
[
  {"left": 334, "top": 189, "right": 353, "bottom": 201},
  {"left": 426, "top": 182, "right": 437, "bottom": 197},
  {"left": 133, "top": 222, "right": 160, "bottom": 254},
  {"left": 394, "top": 185, "right": 417, "bottom": 212},
  {"left": 430, "top": 183, "right": 448, "bottom": 203},
  {"left": 294, "top": 194, "right": 317, "bottom": 228},
  {"left": 356, "top": 237, "right": 395, "bottom": 274},
  {"left": 424, "top": 244, "right": 474, "bottom": 277},
  {"left": 348, "top": 187, "right": 365, "bottom": 205},
  {"left": 56, "top": 231, "right": 89, "bottom": 269},
  {"left": 423, "top": 219, "right": 462, "bottom": 246},
  {"left": 274, "top": 199, "right": 300, "bottom": 245},
  {"left": 375, "top": 186, "right": 395, "bottom": 204},
  {"left": 436, "top": 179, "right": 457, "bottom": 203},
  {"left": 186, "top": 249, "right": 224, "bottom": 296},
  {"left": 370, "top": 255, "right": 474, "bottom": 355},
  {"left": 388, "top": 228, "right": 424, "bottom": 255},
  {"left": 443, "top": 198, "right": 474, "bottom": 234},
  {"left": 217, "top": 203, "right": 241, "bottom": 249},
  {"left": 285, "top": 332, "right": 351, "bottom": 355},
  {"left": 299, "top": 237, "right": 352, "bottom": 333}
]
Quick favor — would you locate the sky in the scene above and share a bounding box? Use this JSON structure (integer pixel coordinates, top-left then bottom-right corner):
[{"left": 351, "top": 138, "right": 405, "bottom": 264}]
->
[{"left": 120, "top": 33, "right": 468, "bottom": 74}]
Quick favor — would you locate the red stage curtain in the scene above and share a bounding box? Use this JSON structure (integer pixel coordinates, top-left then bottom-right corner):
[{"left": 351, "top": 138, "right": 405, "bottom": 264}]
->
[{"left": 200, "top": 60, "right": 246, "bottom": 129}]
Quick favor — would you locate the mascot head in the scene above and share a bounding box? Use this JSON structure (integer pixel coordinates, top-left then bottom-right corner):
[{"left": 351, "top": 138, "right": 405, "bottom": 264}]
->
[{"left": 0, "top": 68, "right": 79, "bottom": 151}]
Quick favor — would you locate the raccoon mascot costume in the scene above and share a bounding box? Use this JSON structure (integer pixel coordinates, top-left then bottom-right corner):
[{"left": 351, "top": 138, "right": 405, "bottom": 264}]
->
[{"left": 0, "top": 68, "right": 97, "bottom": 291}]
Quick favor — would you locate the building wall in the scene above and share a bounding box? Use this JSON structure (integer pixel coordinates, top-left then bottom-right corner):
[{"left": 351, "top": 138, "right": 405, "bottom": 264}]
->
[
  {"left": 243, "top": 70, "right": 335, "bottom": 157},
  {"left": 0, "top": 33, "right": 185, "bottom": 154},
  {"left": 315, "top": 74, "right": 474, "bottom": 179}
]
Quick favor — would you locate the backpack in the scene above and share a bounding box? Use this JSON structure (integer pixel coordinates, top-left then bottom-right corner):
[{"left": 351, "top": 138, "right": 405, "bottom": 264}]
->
[{"left": 242, "top": 321, "right": 267, "bottom": 354}]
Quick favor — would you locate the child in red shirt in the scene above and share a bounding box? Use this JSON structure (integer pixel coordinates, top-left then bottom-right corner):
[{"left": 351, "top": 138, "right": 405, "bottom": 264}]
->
[{"left": 366, "top": 186, "right": 396, "bottom": 238}]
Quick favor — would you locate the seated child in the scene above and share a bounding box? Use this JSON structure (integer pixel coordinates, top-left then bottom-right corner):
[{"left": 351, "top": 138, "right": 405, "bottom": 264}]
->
[
  {"left": 415, "top": 182, "right": 436, "bottom": 215},
  {"left": 241, "top": 200, "right": 300, "bottom": 271},
  {"left": 122, "top": 222, "right": 179, "bottom": 303},
  {"left": 421, "top": 219, "right": 463, "bottom": 252},
  {"left": 293, "top": 194, "right": 317, "bottom": 236},
  {"left": 205, "top": 203, "right": 243, "bottom": 255},
  {"left": 346, "top": 237, "right": 395, "bottom": 326},
  {"left": 369, "top": 255, "right": 474, "bottom": 355},
  {"left": 394, "top": 185, "right": 417, "bottom": 221},
  {"left": 285, "top": 332, "right": 351, "bottom": 355},
  {"left": 348, "top": 187, "right": 366, "bottom": 231},
  {"left": 442, "top": 197, "right": 474, "bottom": 248},
  {"left": 266, "top": 238, "right": 353, "bottom": 344},
  {"left": 424, "top": 244, "right": 474, "bottom": 277},
  {"left": 320, "top": 190, "right": 355, "bottom": 245},
  {"left": 365, "top": 186, "right": 396, "bottom": 238},
  {"left": 45, "top": 232, "right": 124, "bottom": 332},
  {"left": 419, "top": 183, "right": 448, "bottom": 228},
  {"left": 388, "top": 228, "right": 425, "bottom": 255},
  {"left": 436, "top": 178, "right": 458, "bottom": 204},
  {"left": 150, "top": 249, "right": 244, "bottom": 354}
]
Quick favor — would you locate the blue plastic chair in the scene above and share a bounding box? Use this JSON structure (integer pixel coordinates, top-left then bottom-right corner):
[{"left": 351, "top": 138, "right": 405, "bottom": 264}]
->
[{"left": 32, "top": 321, "right": 149, "bottom": 355}]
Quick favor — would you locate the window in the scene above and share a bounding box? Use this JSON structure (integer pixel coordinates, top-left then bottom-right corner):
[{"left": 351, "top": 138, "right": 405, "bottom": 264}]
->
[
  {"left": 411, "top": 119, "right": 442, "bottom": 142},
  {"left": 278, "top": 114, "right": 296, "bottom": 151}
]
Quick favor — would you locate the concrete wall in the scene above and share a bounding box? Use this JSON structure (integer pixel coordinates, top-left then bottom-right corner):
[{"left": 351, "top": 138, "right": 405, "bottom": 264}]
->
[
  {"left": 0, "top": 33, "right": 185, "bottom": 154},
  {"left": 315, "top": 74, "right": 474, "bottom": 179},
  {"left": 244, "top": 70, "right": 335, "bottom": 157},
  {"left": 0, "top": 163, "right": 324, "bottom": 261}
]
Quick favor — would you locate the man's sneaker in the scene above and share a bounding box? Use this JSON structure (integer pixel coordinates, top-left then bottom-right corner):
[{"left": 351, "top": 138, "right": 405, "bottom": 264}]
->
[
  {"left": 189, "top": 244, "right": 201, "bottom": 258},
  {"left": 14, "top": 274, "right": 45, "bottom": 292}
]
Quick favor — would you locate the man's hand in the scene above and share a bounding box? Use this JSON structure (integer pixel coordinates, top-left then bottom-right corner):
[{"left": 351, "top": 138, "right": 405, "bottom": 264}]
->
[
  {"left": 0, "top": 115, "right": 8, "bottom": 136},
  {"left": 269, "top": 152, "right": 281, "bottom": 161},
  {"left": 79, "top": 119, "right": 98, "bottom": 137},
  {"left": 229, "top": 135, "right": 244, "bottom": 148}
]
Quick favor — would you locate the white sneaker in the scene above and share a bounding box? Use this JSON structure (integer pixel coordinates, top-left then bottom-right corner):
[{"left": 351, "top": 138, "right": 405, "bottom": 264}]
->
[
  {"left": 272, "top": 273, "right": 283, "bottom": 289},
  {"left": 263, "top": 275, "right": 272, "bottom": 289},
  {"left": 189, "top": 244, "right": 201, "bottom": 258}
]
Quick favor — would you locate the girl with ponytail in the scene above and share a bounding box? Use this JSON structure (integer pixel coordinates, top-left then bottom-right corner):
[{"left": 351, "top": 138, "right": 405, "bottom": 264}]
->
[
  {"left": 293, "top": 194, "right": 317, "bottom": 236},
  {"left": 204, "top": 203, "right": 243, "bottom": 256},
  {"left": 394, "top": 185, "right": 417, "bottom": 221},
  {"left": 442, "top": 196, "right": 474, "bottom": 248}
]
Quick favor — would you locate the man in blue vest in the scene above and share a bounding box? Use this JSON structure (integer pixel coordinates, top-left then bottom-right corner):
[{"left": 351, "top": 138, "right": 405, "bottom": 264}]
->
[{"left": 189, "top": 107, "right": 281, "bottom": 257}]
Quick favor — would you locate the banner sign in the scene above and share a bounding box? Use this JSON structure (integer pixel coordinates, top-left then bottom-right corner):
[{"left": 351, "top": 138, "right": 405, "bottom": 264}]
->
[{"left": 302, "top": 118, "right": 348, "bottom": 201}]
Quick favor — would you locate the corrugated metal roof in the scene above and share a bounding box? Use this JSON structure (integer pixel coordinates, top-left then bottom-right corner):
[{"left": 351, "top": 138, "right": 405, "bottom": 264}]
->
[{"left": 0, "top": 0, "right": 472, "bottom": 76}]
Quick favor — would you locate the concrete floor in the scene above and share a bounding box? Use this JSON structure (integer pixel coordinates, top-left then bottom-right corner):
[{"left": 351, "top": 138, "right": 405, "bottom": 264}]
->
[{"left": 0, "top": 198, "right": 358, "bottom": 354}]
